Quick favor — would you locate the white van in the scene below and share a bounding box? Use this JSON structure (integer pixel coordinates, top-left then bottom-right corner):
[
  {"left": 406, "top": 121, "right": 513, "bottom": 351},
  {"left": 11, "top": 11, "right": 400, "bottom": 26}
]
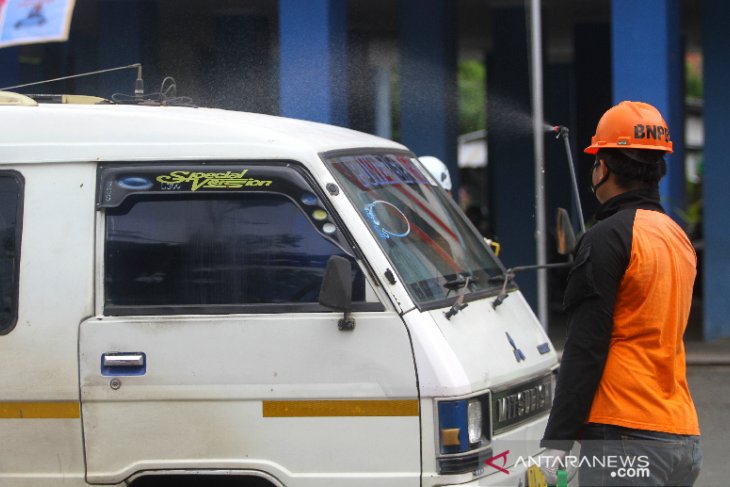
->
[{"left": 0, "top": 91, "right": 558, "bottom": 487}]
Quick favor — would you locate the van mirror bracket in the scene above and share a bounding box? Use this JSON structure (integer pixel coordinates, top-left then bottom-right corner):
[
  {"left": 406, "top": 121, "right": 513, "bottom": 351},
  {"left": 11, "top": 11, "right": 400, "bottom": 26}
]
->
[{"left": 338, "top": 314, "right": 356, "bottom": 331}]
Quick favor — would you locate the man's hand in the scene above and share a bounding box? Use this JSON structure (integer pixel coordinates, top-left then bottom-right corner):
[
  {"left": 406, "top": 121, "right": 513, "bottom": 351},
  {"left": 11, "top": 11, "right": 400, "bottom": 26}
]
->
[{"left": 536, "top": 448, "right": 574, "bottom": 485}]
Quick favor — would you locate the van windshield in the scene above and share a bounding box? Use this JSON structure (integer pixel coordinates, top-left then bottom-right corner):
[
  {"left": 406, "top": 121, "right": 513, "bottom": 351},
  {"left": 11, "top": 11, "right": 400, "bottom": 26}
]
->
[{"left": 326, "top": 152, "right": 503, "bottom": 308}]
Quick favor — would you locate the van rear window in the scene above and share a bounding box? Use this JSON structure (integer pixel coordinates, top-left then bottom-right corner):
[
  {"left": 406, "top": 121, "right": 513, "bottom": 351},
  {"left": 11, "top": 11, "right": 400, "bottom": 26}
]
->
[{"left": 0, "top": 172, "right": 23, "bottom": 335}]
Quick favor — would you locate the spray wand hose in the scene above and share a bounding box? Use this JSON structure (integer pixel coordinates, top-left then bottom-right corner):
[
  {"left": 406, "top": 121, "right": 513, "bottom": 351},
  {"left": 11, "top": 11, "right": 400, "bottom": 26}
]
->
[{"left": 551, "top": 126, "right": 586, "bottom": 234}]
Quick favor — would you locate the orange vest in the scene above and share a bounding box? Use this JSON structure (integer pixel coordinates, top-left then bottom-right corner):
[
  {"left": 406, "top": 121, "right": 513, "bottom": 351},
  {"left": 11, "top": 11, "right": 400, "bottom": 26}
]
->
[{"left": 587, "top": 209, "right": 699, "bottom": 435}]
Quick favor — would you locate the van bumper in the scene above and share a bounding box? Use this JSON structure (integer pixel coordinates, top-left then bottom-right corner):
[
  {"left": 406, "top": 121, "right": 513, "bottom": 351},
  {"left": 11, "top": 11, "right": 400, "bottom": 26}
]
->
[{"left": 440, "top": 459, "right": 535, "bottom": 486}]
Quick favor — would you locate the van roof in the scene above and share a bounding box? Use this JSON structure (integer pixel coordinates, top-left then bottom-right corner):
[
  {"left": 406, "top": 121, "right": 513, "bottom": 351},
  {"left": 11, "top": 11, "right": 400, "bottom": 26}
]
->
[{"left": 0, "top": 101, "right": 407, "bottom": 164}]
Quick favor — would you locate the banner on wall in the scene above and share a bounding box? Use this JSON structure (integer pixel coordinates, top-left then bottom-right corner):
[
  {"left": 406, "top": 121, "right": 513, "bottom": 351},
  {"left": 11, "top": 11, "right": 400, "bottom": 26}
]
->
[{"left": 0, "top": 0, "right": 76, "bottom": 48}]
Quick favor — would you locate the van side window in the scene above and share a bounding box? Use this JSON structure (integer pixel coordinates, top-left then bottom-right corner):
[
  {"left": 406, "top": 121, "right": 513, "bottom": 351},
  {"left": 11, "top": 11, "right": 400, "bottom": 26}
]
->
[
  {"left": 104, "top": 192, "right": 367, "bottom": 315},
  {"left": 0, "top": 172, "right": 23, "bottom": 335}
]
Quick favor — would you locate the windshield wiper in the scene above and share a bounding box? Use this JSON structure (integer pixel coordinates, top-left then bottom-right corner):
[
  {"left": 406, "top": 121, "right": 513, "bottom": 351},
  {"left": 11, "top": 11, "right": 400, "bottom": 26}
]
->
[
  {"left": 491, "top": 263, "right": 571, "bottom": 309},
  {"left": 443, "top": 273, "right": 479, "bottom": 293},
  {"left": 490, "top": 270, "right": 516, "bottom": 309},
  {"left": 443, "top": 274, "right": 475, "bottom": 320}
]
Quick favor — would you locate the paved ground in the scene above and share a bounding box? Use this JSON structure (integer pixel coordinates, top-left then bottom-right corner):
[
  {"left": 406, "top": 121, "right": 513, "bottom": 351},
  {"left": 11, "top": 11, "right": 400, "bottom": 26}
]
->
[
  {"left": 685, "top": 338, "right": 730, "bottom": 365},
  {"left": 687, "top": 365, "right": 730, "bottom": 487}
]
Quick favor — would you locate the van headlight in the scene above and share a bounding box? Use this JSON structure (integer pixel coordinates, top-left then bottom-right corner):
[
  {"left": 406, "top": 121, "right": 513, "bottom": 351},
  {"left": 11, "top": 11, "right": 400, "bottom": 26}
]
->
[
  {"left": 437, "top": 394, "right": 490, "bottom": 474},
  {"left": 467, "top": 398, "right": 483, "bottom": 444},
  {"left": 438, "top": 395, "right": 488, "bottom": 454}
]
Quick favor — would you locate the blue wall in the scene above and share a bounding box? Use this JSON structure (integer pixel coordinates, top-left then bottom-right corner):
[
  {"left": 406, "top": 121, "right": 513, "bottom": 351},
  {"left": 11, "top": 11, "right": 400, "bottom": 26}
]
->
[
  {"left": 611, "top": 0, "right": 684, "bottom": 220},
  {"left": 0, "top": 48, "right": 20, "bottom": 89},
  {"left": 279, "top": 0, "right": 348, "bottom": 126},
  {"left": 398, "top": 0, "right": 458, "bottom": 191},
  {"left": 486, "top": 7, "right": 536, "bottom": 308},
  {"left": 96, "top": 1, "right": 158, "bottom": 98},
  {"left": 702, "top": 0, "right": 730, "bottom": 340}
]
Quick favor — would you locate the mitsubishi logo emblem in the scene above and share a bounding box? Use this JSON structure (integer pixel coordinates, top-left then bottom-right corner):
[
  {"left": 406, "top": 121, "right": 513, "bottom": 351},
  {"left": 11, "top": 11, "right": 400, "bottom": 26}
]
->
[{"left": 505, "top": 332, "right": 526, "bottom": 362}]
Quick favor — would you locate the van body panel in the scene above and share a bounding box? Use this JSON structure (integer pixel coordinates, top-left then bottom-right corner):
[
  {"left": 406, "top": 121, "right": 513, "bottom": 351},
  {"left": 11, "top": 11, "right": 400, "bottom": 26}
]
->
[
  {"left": 0, "top": 419, "right": 87, "bottom": 485},
  {"left": 0, "top": 164, "right": 95, "bottom": 484},
  {"left": 1, "top": 105, "right": 406, "bottom": 165},
  {"left": 430, "top": 291, "right": 556, "bottom": 392},
  {"left": 403, "top": 310, "right": 473, "bottom": 397},
  {"left": 79, "top": 313, "right": 420, "bottom": 485},
  {"left": 0, "top": 164, "right": 95, "bottom": 398},
  {"left": 405, "top": 291, "right": 556, "bottom": 399}
]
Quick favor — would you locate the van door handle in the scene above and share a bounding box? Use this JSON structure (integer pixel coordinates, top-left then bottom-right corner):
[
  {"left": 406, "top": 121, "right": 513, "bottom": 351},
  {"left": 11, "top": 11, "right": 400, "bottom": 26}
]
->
[{"left": 101, "top": 352, "right": 146, "bottom": 376}]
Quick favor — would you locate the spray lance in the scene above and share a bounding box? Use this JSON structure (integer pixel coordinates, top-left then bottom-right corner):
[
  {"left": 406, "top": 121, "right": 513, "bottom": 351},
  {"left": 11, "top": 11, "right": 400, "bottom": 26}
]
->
[
  {"left": 544, "top": 131, "right": 575, "bottom": 487},
  {"left": 549, "top": 125, "right": 586, "bottom": 234},
  {"left": 491, "top": 125, "right": 583, "bottom": 310}
]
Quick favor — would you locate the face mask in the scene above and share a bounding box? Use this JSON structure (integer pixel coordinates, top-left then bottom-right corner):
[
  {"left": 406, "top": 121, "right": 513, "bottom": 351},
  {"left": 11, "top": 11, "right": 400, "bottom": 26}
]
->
[{"left": 590, "top": 160, "right": 610, "bottom": 194}]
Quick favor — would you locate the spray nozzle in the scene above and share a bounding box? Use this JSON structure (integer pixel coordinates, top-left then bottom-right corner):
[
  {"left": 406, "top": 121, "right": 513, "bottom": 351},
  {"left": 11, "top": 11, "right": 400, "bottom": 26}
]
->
[
  {"left": 550, "top": 125, "right": 569, "bottom": 139},
  {"left": 543, "top": 124, "right": 568, "bottom": 138}
]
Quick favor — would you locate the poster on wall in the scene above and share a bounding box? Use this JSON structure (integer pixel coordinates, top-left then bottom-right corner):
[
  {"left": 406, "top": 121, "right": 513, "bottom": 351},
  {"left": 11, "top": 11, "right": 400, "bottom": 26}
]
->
[{"left": 0, "top": 0, "right": 76, "bottom": 48}]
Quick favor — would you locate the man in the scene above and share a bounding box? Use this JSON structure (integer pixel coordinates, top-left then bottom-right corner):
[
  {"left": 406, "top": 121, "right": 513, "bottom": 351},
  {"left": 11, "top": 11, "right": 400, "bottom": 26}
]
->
[{"left": 539, "top": 101, "right": 702, "bottom": 486}]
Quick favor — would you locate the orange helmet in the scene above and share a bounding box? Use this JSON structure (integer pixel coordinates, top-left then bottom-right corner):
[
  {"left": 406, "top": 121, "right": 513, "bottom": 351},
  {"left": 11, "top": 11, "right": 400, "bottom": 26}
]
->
[{"left": 584, "top": 101, "right": 673, "bottom": 155}]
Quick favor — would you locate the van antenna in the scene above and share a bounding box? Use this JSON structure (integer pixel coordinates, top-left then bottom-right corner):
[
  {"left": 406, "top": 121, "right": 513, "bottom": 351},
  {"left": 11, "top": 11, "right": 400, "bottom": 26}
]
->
[
  {"left": 135, "top": 64, "right": 144, "bottom": 99},
  {"left": 0, "top": 63, "right": 142, "bottom": 91}
]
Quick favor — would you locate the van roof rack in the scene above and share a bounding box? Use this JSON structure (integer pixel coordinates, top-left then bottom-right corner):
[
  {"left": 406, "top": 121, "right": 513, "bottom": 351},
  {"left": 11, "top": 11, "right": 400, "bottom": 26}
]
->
[
  {"left": 26, "top": 93, "right": 112, "bottom": 105},
  {"left": 0, "top": 91, "right": 112, "bottom": 106},
  {"left": 0, "top": 91, "right": 38, "bottom": 106}
]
